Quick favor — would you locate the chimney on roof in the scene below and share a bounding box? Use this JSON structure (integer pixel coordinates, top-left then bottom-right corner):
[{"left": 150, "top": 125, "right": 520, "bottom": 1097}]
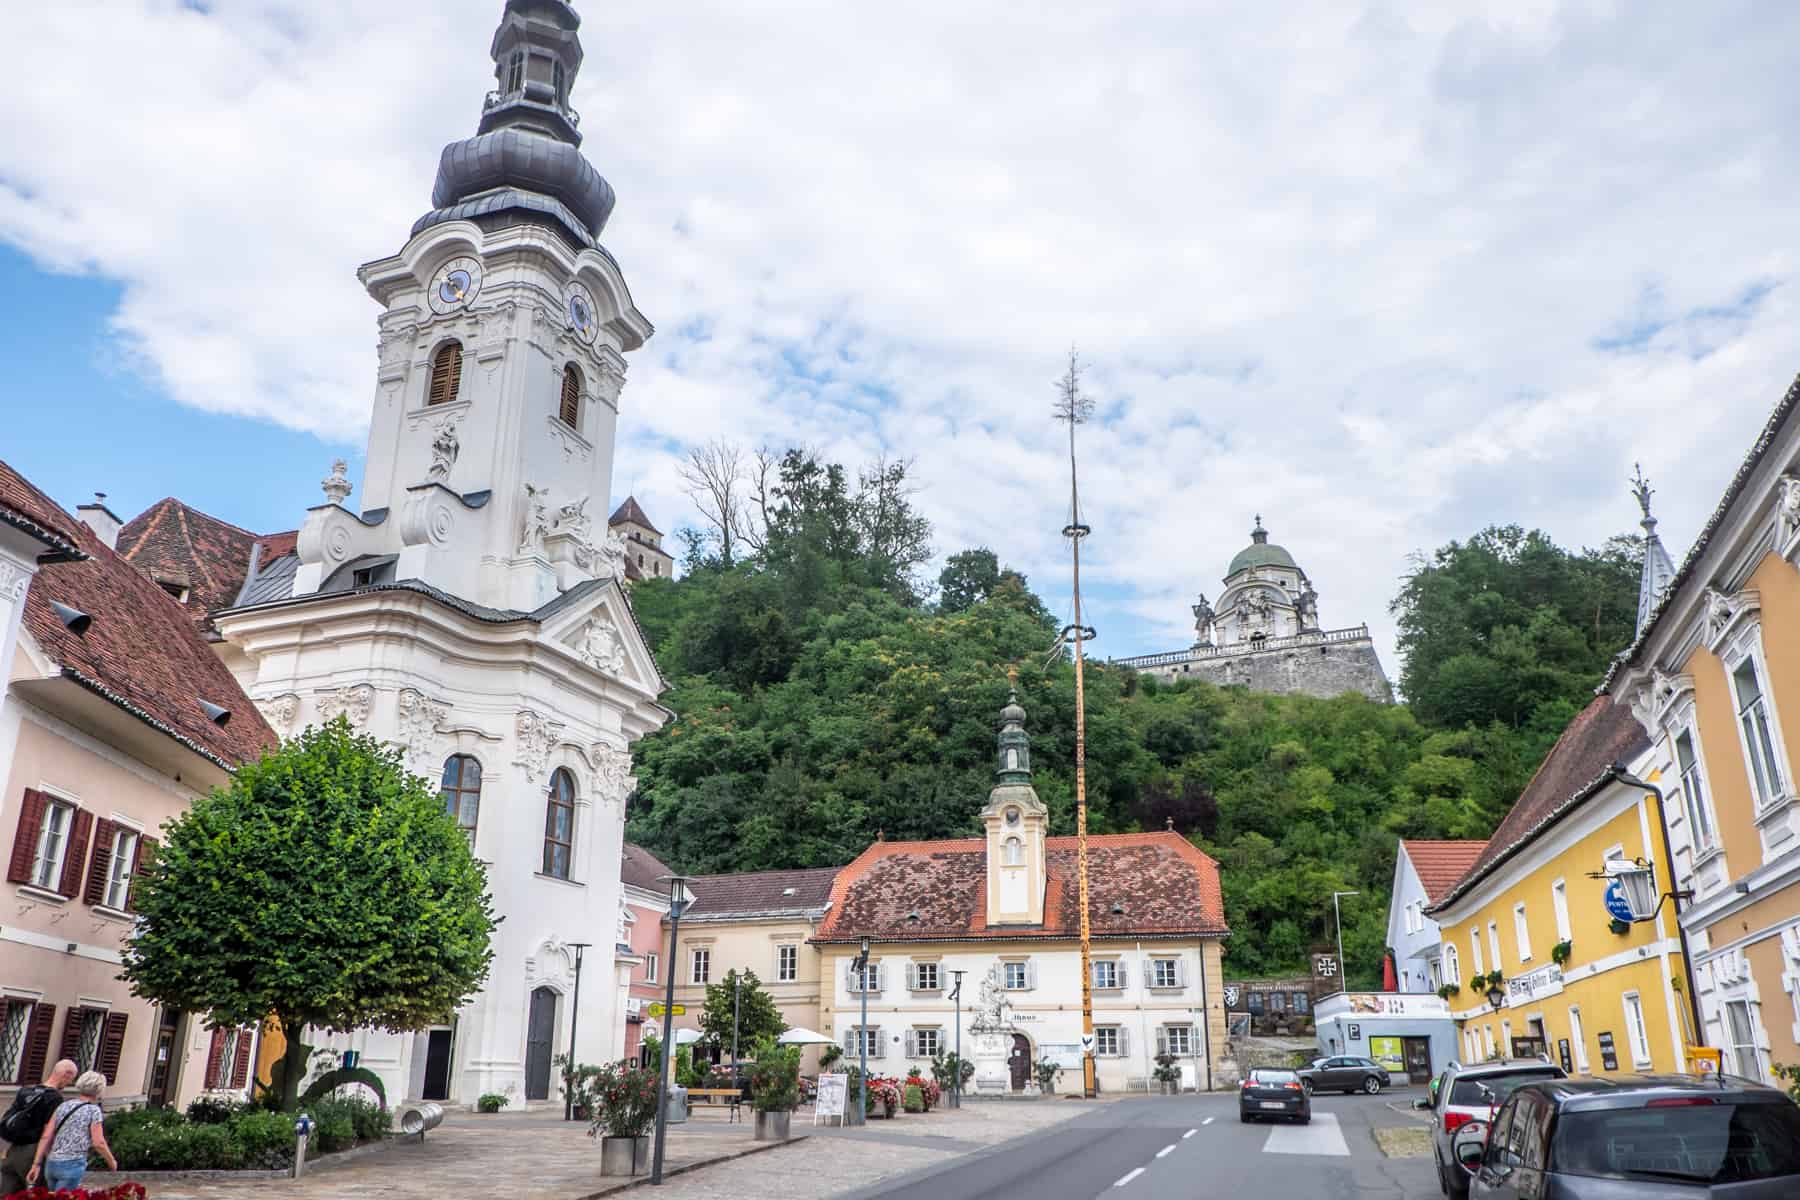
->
[{"left": 76, "top": 492, "right": 122, "bottom": 550}]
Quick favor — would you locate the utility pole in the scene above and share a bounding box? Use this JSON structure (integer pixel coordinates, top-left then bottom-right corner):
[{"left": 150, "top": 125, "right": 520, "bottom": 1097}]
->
[
  {"left": 1332, "top": 891, "right": 1359, "bottom": 991},
  {"left": 563, "top": 942, "right": 590, "bottom": 1121},
  {"left": 1054, "top": 348, "right": 1099, "bottom": 1100}
]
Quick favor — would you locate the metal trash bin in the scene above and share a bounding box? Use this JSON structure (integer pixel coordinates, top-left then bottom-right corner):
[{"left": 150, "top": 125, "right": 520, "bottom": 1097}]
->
[
  {"left": 400, "top": 1102, "right": 444, "bottom": 1136},
  {"left": 664, "top": 1084, "right": 688, "bottom": 1124}
]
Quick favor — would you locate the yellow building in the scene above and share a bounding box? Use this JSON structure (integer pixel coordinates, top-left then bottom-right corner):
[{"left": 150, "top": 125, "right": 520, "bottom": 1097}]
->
[
  {"left": 1611, "top": 379, "right": 1800, "bottom": 1085},
  {"left": 1427, "top": 694, "right": 1694, "bottom": 1076}
]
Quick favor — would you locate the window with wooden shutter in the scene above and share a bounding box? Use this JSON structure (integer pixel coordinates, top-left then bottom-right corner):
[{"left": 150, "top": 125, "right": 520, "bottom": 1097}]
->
[
  {"left": 59, "top": 1006, "right": 106, "bottom": 1071},
  {"left": 231, "top": 1028, "right": 255, "bottom": 1088},
  {"left": 903, "top": 1030, "right": 916, "bottom": 1058},
  {"left": 127, "top": 837, "right": 156, "bottom": 912},
  {"left": 427, "top": 341, "right": 463, "bottom": 407},
  {"left": 559, "top": 364, "right": 582, "bottom": 428},
  {"left": 57, "top": 807, "right": 93, "bottom": 899},
  {"left": 0, "top": 1000, "right": 30, "bottom": 1083},
  {"left": 83, "top": 818, "right": 116, "bottom": 906},
  {"left": 7, "top": 789, "right": 48, "bottom": 884},
  {"left": 203, "top": 1027, "right": 227, "bottom": 1089},
  {"left": 96, "top": 1012, "right": 128, "bottom": 1085},
  {"left": 19, "top": 1002, "right": 56, "bottom": 1086}
]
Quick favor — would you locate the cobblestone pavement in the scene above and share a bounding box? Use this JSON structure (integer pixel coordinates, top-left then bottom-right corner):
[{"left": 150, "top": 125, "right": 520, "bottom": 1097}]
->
[
  {"left": 82, "top": 1107, "right": 770, "bottom": 1200},
  {"left": 82, "top": 1100, "right": 1093, "bottom": 1199},
  {"left": 643, "top": 1099, "right": 1098, "bottom": 1199}
]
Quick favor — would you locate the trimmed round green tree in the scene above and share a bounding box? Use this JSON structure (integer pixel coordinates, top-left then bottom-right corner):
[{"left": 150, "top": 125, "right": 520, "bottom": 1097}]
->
[
  {"left": 699, "top": 969, "right": 786, "bottom": 1057},
  {"left": 122, "top": 718, "right": 497, "bottom": 1110}
]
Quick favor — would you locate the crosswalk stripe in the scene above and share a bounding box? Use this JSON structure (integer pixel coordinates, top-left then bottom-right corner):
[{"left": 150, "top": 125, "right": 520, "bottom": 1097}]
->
[{"left": 1262, "top": 1111, "right": 1351, "bottom": 1157}]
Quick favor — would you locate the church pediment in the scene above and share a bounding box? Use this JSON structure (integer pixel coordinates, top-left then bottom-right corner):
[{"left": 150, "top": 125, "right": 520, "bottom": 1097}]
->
[{"left": 541, "top": 580, "right": 662, "bottom": 695}]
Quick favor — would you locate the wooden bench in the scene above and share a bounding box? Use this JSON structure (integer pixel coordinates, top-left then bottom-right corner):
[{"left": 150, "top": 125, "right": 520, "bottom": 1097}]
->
[{"left": 686, "top": 1087, "right": 745, "bottom": 1121}]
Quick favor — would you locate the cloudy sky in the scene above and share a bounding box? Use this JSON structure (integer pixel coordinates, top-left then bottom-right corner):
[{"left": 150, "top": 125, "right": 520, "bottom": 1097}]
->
[{"left": 5, "top": 0, "right": 1799, "bottom": 673}]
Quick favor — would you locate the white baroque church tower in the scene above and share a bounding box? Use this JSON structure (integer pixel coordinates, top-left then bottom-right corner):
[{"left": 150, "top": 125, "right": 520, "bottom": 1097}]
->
[
  {"left": 212, "top": 0, "right": 668, "bottom": 1106},
  {"left": 1115, "top": 517, "right": 1392, "bottom": 702}
]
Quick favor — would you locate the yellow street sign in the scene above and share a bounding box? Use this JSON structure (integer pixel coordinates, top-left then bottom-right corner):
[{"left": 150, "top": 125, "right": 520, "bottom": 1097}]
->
[{"left": 646, "top": 1003, "right": 686, "bottom": 1017}]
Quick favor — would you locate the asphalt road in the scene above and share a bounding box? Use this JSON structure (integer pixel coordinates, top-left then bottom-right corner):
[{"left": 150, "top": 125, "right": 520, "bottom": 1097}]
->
[{"left": 847, "top": 1086, "right": 1440, "bottom": 1200}]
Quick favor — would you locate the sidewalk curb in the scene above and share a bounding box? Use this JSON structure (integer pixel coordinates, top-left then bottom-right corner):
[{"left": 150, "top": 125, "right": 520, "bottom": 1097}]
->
[{"left": 574, "top": 1134, "right": 809, "bottom": 1198}]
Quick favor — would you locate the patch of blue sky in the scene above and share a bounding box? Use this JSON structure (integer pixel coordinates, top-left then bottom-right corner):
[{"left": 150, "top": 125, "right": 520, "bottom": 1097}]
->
[
  {"left": 1593, "top": 279, "right": 1775, "bottom": 357},
  {"left": 0, "top": 244, "right": 350, "bottom": 535}
]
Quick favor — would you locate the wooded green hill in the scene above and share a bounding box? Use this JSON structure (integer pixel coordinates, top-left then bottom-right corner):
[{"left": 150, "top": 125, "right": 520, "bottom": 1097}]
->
[{"left": 626, "top": 450, "right": 1641, "bottom": 987}]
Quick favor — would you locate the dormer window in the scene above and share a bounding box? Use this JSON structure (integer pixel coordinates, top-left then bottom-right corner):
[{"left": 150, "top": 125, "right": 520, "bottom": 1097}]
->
[
  {"left": 559, "top": 364, "right": 582, "bottom": 428},
  {"left": 1002, "top": 836, "right": 1023, "bottom": 866},
  {"left": 428, "top": 341, "right": 463, "bottom": 407}
]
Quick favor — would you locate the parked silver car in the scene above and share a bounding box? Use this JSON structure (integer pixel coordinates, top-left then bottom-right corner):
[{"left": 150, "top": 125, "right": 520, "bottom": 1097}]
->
[
  {"left": 1451, "top": 1074, "right": 1800, "bottom": 1198},
  {"left": 1420, "top": 1058, "right": 1565, "bottom": 1198}
]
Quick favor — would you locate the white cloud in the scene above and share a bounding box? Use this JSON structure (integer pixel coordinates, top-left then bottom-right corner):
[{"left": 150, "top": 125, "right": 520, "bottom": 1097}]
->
[{"left": 6, "top": 0, "right": 1800, "bottom": 673}]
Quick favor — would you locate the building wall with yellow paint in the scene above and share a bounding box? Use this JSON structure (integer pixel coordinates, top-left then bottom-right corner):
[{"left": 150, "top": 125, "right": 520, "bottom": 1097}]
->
[{"left": 1432, "top": 773, "right": 1692, "bottom": 1077}]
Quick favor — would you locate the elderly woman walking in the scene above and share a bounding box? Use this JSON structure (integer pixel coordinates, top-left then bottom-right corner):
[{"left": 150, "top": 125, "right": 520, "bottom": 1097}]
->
[{"left": 27, "top": 1070, "right": 116, "bottom": 1191}]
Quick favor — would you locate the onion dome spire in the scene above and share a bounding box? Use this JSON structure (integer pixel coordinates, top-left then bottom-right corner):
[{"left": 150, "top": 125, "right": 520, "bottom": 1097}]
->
[
  {"left": 413, "top": 0, "right": 616, "bottom": 249},
  {"left": 996, "top": 666, "right": 1032, "bottom": 784},
  {"left": 1632, "top": 463, "right": 1676, "bottom": 635}
]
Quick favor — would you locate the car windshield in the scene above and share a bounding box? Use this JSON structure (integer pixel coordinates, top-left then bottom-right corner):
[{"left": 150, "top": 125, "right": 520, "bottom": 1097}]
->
[
  {"left": 1250, "top": 1070, "right": 1296, "bottom": 1083},
  {"left": 1448, "top": 1070, "right": 1560, "bottom": 1107},
  {"left": 1551, "top": 1101, "right": 1800, "bottom": 1184}
]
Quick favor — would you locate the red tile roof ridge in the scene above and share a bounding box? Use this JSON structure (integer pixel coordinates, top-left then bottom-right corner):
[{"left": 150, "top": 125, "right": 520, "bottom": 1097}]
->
[{"left": 134, "top": 496, "right": 262, "bottom": 539}]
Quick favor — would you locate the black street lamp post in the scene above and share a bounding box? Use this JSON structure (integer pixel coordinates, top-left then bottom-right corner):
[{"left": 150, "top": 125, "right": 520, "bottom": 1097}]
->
[
  {"left": 564, "top": 942, "right": 591, "bottom": 1121},
  {"left": 854, "top": 936, "right": 871, "bottom": 1123},
  {"left": 651, "top": 875, "right": 694, "bottom": 1186},
  {"left": 949, "top": 969, "right": 965, "bottom": 1109}
]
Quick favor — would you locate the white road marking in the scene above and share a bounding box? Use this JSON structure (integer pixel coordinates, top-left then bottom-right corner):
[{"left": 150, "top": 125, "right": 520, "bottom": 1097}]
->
[
  {"left": 1155, "top": 1144, "right": 1176, "bottom": 1158},
  {"left": 1183, "top": 1127, "right": 1199, "bottom": 1138},
  {"left": 1201, "top": 1116, "right": 1214, "bottom": 1125},
  {"left": 1114, "top": 1166, "right": 1146, "bottom": 1187},
  {"left": 1262, "top": 1111, "right": 1351, "bottom": 1157}
]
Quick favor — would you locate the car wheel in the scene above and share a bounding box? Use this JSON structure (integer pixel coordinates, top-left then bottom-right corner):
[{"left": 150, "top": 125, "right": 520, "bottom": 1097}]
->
[
  {"left": 1298, "top": 1114, "right": 1311, "bottom": 1125},
  {"left": 1239, "top": 1112, "right": 1251, "bottom": 1123},
  {"left": 1363, "top": 1076, "right": 1381, "bottom": 1095},
  {"left": 1435, "top": 1150, "right": 1449, "bottom": 1196}
]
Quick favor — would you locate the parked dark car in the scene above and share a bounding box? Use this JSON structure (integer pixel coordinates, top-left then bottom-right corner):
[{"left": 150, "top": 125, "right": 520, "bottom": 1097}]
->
[
  {"left": 1240, "top": 1067, "right": 1311, "bottom": 1124},
  {"left": 1299, "top": 1055, "right": 1388, "bottom": 1095},
  {"left": 1453, "top": 1074, "right": 1800, "bottom": 1199},
  {"left": 1424, "top": 1058, "right": 1566, "bottom": 1199}
]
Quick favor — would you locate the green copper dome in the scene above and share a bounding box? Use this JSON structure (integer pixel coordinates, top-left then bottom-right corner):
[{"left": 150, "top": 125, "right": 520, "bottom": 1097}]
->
[{"left": 1226, "top": 515, "right": 1299, "bottom": 577}]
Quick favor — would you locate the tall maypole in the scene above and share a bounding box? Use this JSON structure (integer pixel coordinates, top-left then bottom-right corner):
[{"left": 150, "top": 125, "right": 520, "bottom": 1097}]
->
[{"left": 1053, "top": 349, "right": 1099, "bottom": 1099}]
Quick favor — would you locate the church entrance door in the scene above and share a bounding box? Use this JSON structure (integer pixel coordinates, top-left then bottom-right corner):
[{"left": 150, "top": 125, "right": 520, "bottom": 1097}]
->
[
  {"left": 525, "top": 987, "right": 557, "bottom": 1100},
  {"left": 1009, "top": 1034, "right": 1031, "bottom": 1091}
]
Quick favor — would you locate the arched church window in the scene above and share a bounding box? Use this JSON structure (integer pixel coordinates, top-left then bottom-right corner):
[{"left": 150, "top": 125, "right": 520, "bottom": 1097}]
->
[
  {"left": 543, "top": 768, "right": 576, "bottom": 879},
  {"left": 427, "top": 341, "right": 463, "bottom": 407},
  {"left": 440, "top": 755, "right": 482, "bottom": 840},
  {"left": 1003, "top": 836, "right": 1023, "bottom": 866},
  {"left": 506, "top": 50, "right": 525, "bottom": 94},
  {"left": 559, "top": 364, "right": 582, "bottom": 428},
  {"left": 1005, "top": 748, "right": 1020, "bottom": 771}
]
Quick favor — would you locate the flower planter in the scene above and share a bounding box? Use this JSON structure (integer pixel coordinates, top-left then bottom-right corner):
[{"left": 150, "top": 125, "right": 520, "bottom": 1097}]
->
[
  {"left": 754, "top": 1110, "right": 792, "bottom": 1141},
  {"left": 599, "top": 1134, "right": 651, "bottom": 1176}
]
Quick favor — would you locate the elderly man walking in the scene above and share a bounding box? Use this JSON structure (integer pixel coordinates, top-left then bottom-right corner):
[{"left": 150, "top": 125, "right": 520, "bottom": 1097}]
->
[{"left": 0, "top": 1058, "right": 77, "bottom": 1194}]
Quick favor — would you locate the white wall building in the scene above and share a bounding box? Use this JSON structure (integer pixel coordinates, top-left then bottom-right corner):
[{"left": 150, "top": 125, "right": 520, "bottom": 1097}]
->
[
  {"left": 210, "top": 0, "right": 670, "bottom": 1107},
  {"left": 812, "top": 689, "right": 1232, "bottom": 1093},
  {"left": 1387, "top": 840, "right": 1488, "bottom": 994}
]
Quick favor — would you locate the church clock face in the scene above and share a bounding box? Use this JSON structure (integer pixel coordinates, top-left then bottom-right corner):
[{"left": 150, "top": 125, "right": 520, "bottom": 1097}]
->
[
  {"left": 428, "top": 257, "right": 482, "bottom": 315},
  {"left": 566, "top": 283, "right": 598, "bottom": 344}
]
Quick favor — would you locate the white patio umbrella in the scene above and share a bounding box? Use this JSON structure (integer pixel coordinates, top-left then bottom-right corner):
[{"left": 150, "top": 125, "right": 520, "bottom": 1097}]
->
[{"left": 776, "top": 1027, "right": 837, "bottom": 1045}]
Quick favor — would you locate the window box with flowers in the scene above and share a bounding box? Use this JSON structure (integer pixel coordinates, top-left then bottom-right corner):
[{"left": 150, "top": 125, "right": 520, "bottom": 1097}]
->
[{"left": 586, "top": 1060, "right": 659, "bottom": 1176}]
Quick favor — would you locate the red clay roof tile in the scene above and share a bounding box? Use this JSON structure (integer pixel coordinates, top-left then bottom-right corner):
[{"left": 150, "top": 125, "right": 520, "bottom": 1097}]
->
[
  {"left": 1401, "top": 840, "right": 1490, "bottom": 906},
  {"left": 117, "top": 498, "right": 262, "bottom": 632}
]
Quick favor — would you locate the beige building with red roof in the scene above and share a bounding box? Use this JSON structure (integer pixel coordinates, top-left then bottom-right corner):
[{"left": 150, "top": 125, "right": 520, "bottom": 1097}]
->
[
  {"left": 811, "top": 690, "right": 1230, "bottom": 1093},
  {"left": 0, "top": 461, "right": 275, "bottom": 1111}
]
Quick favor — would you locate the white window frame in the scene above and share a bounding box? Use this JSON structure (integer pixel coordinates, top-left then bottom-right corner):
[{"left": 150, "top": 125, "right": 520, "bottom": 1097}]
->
[
  {"left": 1488, "top": 922, "right": 1502, "bottom": 972},
  {"left": 1621, "top": 991, "right": 1652, "bottom": 1068},
  {"left": 1162, "top": 1024, "right": 1193, "bottom": 1056},
  {"left": 690, "top": 947, "right": 710, "bottom": 985},
  {"left": 1551, "top": 879, "right": 1571, "bottom": 944},
  {"left": 1092, "top": 959, "right": 1121, "bottom": 990},
  {"left": 643, "top": 952, "right": 657, "bottom": 984},
  {"left": 912, "top": 1027, "right": 940, "bottom": 1059},
  {"left": 1722, "top": 628, "right": 1793, "bottom": 813},
  {"left": 1003, "top": 961, "right": 1031, "bottom": 991},
  {"left": 1443, "top": 943, "right": 1460, "bottom": 986},
  {"left": 1723, "top": 998, "right": 1767, "bottom": 1080},
  {"left": 1469, "top": 929, "right": 1484, "bottom": 977},
  {"left": 1094, "top": 1026, "right": 1121, "bottom": 1057},
  {"left": 911, "top": 961, "right": 940, "bottom": 992},
  {"left": 1151, "top": 958, "right": 1181, "bottom": 990},
  {"left": 103, "top": 826, "right": 140, "bottom": 911},
  {"left": 851, "top": 1025, "right": 883, "bottom": 1059},
  {"left": 776, "top": 944, "right": 798, "bottom": 983},
  {"left": 30, "top": 798, "right": 76, "bottom": 891},
  {"left": 1514, "top": 903, "right": 1532, "bottom": 963},
  {"left": 849, "top": 962, "right": 883, "bottom": 994},
  {"left": 1673, "top": 725, "right": 1720, "bottom": 856},
  {"left": 1567, "top": 1005, "right": 1588, "bottom": 1073}
]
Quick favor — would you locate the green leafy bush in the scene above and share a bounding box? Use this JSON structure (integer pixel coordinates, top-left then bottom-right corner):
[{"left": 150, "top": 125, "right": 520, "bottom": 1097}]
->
[
  {"left": 748, "top": 1037, "right": 800, "bottom": 1113},
  {"left": 477, "top": 1092, "right": 508, "bottom": 1113},
  {"left": 184, "top": 1096, "right": 240, "bottom": 1125},
  {"left": 902, "top": 1084, "right": 924, "bottom": 1113},
  {"left": 304, "top": 1096, "right": 387, "bottom": 1147},
  {"left": 587, "top": 1060, "right": 660, "bottom": 1138},
  {"left": 229, "top": 1109, "right": 297, "bottom": 1169},
  {"left": 111, "top": 1119, "right": 242, "bottom": 1171}
]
